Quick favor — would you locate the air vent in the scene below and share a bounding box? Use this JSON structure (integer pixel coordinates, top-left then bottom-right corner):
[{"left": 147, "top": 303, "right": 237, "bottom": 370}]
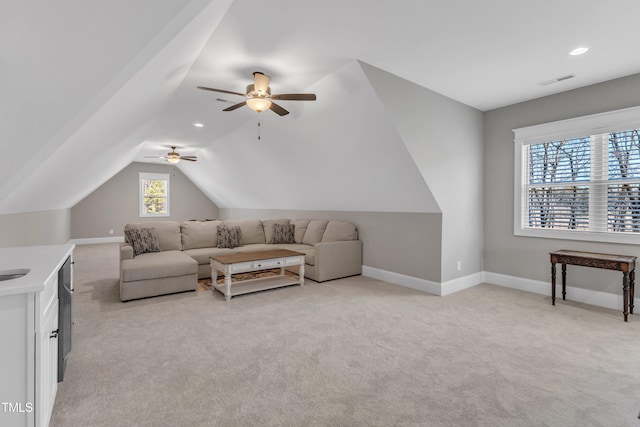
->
[{"left": 537, "top": 74, "right": 575, "bottom": 86}]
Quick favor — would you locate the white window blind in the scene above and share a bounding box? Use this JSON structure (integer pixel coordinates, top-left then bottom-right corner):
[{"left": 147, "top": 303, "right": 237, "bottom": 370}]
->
[{"left": 514, "top": 106, "right": 640, "bottom": 244}]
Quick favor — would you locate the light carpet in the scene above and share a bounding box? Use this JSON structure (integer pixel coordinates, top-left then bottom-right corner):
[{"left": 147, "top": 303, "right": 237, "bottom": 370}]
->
[{"left": 50, "top": 243, "right": 640, "bottom": 426}]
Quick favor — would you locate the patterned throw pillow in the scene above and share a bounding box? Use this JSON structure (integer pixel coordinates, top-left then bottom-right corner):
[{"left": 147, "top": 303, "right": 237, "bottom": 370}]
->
[
  {"left": 124, "top": 226, "right": 161, "bottom": 257},
  {"left": 271, "top": 223, "right": 294, "bottom": 244},
  {"left": 217, "top": 225, "right": 242, "bottom": 249}
]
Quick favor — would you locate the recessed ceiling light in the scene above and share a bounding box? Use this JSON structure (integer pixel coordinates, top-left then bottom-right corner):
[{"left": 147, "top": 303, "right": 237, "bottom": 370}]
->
[
  {"left": 569, "top": 46, "right": 589, "bottom": 56},
  {"left": 193, "top": 123, "right": 204, "bottom": 128}
]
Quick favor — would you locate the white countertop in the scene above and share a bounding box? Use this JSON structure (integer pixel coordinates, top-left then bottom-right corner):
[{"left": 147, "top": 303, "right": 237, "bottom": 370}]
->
[{"left": 0, "top": 243, "right": 75, "bottom": 297}]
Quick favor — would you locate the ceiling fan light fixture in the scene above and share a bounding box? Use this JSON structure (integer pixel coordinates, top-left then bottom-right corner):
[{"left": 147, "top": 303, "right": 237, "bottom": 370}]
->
[
  {"left": 246, "top": 97, "right": 272, "bottom": 113},
  {"left": 167, "top": 153, "right": 181, "bottom": 164}
]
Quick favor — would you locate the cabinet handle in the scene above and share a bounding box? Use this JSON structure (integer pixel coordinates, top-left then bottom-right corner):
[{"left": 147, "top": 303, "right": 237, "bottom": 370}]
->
[{"left": 50, "top": 329, "right": 59, "bottom": 339}]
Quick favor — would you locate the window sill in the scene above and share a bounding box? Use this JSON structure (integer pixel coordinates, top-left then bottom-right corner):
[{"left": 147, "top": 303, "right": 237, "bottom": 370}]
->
[{"left": 515, "top": 227, "right": 640, "bottom": 245}]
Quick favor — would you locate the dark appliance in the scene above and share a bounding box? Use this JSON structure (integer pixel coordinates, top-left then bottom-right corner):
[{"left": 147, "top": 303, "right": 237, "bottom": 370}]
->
[{"left": 57, "top": 256, "right": 72, "bottom": 382}]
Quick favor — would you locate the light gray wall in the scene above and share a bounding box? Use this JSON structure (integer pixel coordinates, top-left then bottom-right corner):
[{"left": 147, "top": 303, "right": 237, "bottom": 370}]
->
[
  {"left": 220, "top": 208, "right": 442, "bottom": 282},
  {"left": 361, "top": 62, "right": 485, "bottom": 282},
  {"left": 484, "top": 72, "right": 640, "bottom": 295},
  {"left": 0, "top": 209, "right": 71, "bottom": 248},
  {"left": 71, "top": 162, "right": 219, "bottom": 239}
]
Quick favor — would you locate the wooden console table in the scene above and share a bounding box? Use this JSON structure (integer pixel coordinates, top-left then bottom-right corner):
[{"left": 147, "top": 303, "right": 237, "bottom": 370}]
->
[{"left": 549, "top": 250, "right": 636, "bottom": 322}]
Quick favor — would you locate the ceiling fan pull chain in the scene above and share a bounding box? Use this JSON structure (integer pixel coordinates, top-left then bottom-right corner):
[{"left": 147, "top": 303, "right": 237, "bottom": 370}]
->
[{"left": 258, "top": 120, "right": 261, "bottom": 141}]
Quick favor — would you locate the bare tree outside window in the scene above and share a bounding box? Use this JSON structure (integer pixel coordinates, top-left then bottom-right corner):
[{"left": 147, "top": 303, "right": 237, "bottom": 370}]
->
[
  {"left": 525, "top": 130, "right": 640, "bottom": 235},
  {"left": 527, "top": 138, "right": 589, "bottom": 230},
  {"left": 608, "top": 130, "right": 640, "bottom": 232}
]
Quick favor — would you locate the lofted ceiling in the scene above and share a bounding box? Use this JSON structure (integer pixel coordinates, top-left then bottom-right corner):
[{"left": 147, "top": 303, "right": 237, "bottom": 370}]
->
[{"left": 2, "top": 0, "right": 640, "bottom": 214}]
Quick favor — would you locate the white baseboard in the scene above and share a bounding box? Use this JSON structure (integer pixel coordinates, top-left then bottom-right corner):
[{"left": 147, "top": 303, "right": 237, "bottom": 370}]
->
[
  {"left": 441, "top": 272, "right": 484, "bottom": 296},
  {"left": 362, "top": 266, "right": 638, "bottom": 312},
  {"left": 68, "top": 236, "right": 124, "bottom": 245},
  {"left": 362, "top": 266, "right": 482, "bottom": 297},
  {"left": 483, "top": 271, "right": 639, "bottom": 312},
  {"left": 362, "top": 266, "right": 441, "bottom": 295}
]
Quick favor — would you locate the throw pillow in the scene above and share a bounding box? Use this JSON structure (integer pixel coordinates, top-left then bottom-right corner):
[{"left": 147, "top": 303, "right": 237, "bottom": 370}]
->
[
  {"left": 271, "top": 223, "right": 295, "bottom": 244},
  {"left": 125, "top": 226, "right": 161, "bottom": 257},
  {"left": 217, "top": 225, "right": 242, "bottom": 249}
]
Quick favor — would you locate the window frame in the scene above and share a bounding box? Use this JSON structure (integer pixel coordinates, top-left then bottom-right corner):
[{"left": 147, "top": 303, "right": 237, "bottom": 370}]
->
[
  {"left": 513, "top": 105, "right": 640, "bottom": 245},
  {"left": 139, "top": 172, "right": 170, "bottom": 218}
]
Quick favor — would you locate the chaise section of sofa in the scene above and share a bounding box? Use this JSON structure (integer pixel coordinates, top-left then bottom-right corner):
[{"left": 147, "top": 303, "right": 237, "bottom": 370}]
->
[{"left": 119, "top": 221, "right": 197, "bottom": 301}]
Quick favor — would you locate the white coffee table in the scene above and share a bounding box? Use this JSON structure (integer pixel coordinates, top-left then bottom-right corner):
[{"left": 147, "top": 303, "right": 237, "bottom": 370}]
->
[{"left": 210, "top": 249, "right": 305, "bottom": 301}]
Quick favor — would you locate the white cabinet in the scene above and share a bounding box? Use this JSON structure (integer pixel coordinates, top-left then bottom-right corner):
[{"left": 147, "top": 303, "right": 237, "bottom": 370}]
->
[
  {"left": 37, "top": 298, "right": 58, "bottom": 427},
  {"left": 0, "top": 244, "right": 73, "bottom": 427}
]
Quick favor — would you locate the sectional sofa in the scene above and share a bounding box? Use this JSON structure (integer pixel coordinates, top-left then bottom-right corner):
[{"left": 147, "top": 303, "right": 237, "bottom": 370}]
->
[{"left": 119, "top": 219, "right": 363, "bottom": 301}]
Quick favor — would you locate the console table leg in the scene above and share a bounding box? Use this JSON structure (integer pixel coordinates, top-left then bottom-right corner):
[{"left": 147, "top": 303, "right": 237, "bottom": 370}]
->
[
  {"left": 623, "top": 272, "right": 629, "bottom": 322},
  {"left": 551, "top": 262, "right": 556, "bottom": 305},
  {"left": 561, "top": 263, "right": 567, "bottom": 300},
  {"left": 630, "top": 270, "right": 635, "bottom": 315}
]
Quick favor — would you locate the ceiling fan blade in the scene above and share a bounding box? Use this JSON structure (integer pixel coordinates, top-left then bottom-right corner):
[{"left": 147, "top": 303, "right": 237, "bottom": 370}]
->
[
  {"left": 144, "top": 156, "right": 166, "bottom": 159},
  {"left": 180, "top": 156, "right": 197, "bottom": 160},
  {"left": 180, "top": 157, "right": 197, "bottom": 162},
  {"left": 269, "top": 102, "right": 289, "bottom": 116},
  {"left": 197, "top": 86, "right": 246, "bottom": 97},
  {"left": 271, "top": 93, "right": 317, "bottom": 101},
  {"left": 253, "top": 72, "right": 271, "bottom": 94},
  {"left": 223, "top": 101, "right": 247, "bottom": 111}
]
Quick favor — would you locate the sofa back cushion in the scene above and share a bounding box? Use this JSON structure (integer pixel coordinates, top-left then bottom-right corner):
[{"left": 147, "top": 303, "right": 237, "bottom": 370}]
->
[
  {"left": 302, "top": 220, "right": 329, "bottom": 245},
  {"left": 181, "top": 220, "right": 222, "bottom": 250},
  {"left": 222, "top": 219, "right": 265, "bottom": 245},
  {"left": 263, "top": 218, "right": 290, "bottom": 244},
  {"left": 321, "top": 221, "right": 358, "bottom": 242},
  {"left": 125, "top": 221, "right": 182, "bottom": 251},
  {"left": 291, "top": 219, "right": 311, "bottom": 244}
]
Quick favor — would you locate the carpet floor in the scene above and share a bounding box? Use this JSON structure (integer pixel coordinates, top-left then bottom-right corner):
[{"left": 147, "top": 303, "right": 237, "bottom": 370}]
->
[{"left": 50, "top": 243, "right": 640, "bottom": 426}]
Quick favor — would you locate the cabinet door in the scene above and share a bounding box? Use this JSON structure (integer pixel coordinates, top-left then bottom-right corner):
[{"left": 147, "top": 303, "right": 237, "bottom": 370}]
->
[{"left": 36, "top": 299, "right": 58, "bottom": 427}]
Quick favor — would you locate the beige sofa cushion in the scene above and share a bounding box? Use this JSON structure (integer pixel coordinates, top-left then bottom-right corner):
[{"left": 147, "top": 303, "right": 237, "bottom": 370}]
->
[
  {"left": 183, "top": 247, "right": 236, "bottom": 265},
  {"left": 222, "top": 219, "right": 266, "bottom": 245},
  {"left": 121, "top": 250, "right": 197, "bottom": 282},
  {"left": 125, "top": 221, "right": 182, "bottom": 251},
  {"left": 181, "top": 220, "right": 222, "bottom": 249},
  {"left": 302, "top": 220, "right": 329, "bottom": 245},
  {"left": 263, "top": 218, "right": 290, "bottom": 243},
  {"left": 292, "top": 219, "right": 311, "bottom": 243},
  {"left": 321, "top": 221, "right": 357, "bottom": 242}
]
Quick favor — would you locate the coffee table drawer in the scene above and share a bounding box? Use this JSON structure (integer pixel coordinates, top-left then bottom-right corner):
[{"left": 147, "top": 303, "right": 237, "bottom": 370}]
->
[
  {"left": 230, "top": 262, "right": 253, "bottom": 272},
  {"left": 253, "top": 258, "right": 284, "bottom": 269},
  {"left": 285, "top": 256, "right": 303, "bottom": 265}
]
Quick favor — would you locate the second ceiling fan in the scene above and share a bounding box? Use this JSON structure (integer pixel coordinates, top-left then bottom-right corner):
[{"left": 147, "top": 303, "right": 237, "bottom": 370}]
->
[{"left": 197, "top": 71, "right": 316, "bottom": 116}]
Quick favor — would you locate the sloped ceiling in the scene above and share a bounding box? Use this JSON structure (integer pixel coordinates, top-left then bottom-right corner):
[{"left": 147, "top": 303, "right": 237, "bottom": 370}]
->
[
  {"left": 2, "top": 0, "right": 640, "bottom": 215},
  {"left": 179, "top": 60, "right": 440, "bottom": 212}
]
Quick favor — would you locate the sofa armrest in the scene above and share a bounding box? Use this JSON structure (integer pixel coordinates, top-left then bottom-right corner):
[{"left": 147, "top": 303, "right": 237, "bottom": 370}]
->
[
  {"left": 120, "top": 243, "right": 134, "bottom": 261},
  {"left": 313, "top": 240, "right": 363, "bottom": 282}
]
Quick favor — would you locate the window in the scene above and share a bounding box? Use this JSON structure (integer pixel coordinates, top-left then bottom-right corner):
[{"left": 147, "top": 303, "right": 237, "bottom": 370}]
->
[
  {"left": 514, "top": 106, "right": 640, "bottom": 244},
  {"left": 139, "top": 172, "right": 170, "bottom": 217}
]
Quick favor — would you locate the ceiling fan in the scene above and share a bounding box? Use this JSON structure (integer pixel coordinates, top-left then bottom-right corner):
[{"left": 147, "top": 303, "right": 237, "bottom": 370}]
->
[
  {"left": 197, "top": 71, "right": 316, "bottom": 116},
  {"left": 144, "top": 146, "right": 197, "bottom": 164}
]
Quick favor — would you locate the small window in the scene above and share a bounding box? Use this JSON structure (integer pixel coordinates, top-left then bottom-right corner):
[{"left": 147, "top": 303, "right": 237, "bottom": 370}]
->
[{"left": 139, "top": 172, "right": 170, "bottom": 217}]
